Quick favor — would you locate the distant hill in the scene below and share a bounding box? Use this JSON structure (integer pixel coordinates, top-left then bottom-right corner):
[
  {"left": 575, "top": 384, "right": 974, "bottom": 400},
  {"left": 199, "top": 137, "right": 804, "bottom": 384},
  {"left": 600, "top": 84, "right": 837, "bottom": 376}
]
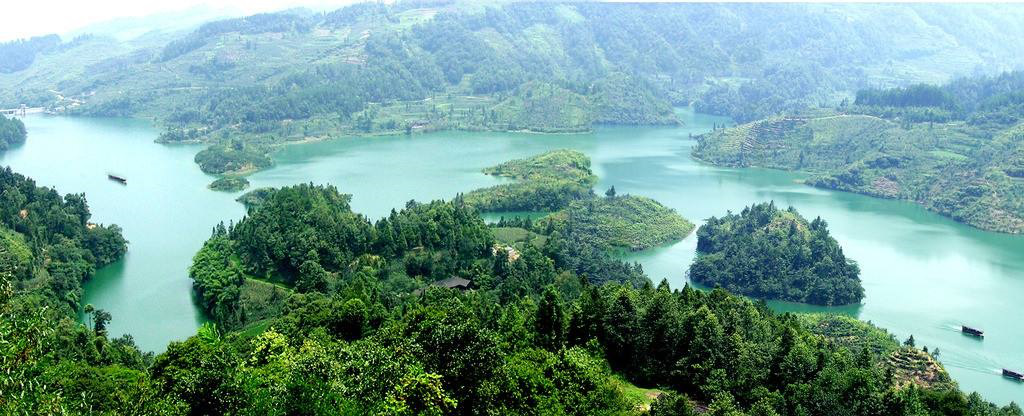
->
[
  {"left": 3, "top": 3, "right": 1024, "bottom": 175},
  {"left": 694, "top": 71, "right": 1024, "bottom": 233}
]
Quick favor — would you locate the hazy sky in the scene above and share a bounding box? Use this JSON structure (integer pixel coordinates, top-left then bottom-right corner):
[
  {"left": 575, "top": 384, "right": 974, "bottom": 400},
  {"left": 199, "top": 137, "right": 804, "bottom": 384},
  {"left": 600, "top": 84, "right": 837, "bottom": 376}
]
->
[{"left": 0, "top": 0, "right": 360, "bottom": 42}]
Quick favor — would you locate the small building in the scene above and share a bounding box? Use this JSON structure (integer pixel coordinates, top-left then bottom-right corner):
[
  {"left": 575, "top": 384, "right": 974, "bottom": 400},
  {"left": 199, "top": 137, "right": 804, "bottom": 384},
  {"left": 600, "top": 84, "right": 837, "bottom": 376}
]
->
[
  {"left": 492, "top": 245, "right": 520, "bottom": 262},
  {"left": 434, "top": 276, "right": 473, "bottom": 290},
  {"left": 412, "top": 276, "right": 474, "bottom": 296}
]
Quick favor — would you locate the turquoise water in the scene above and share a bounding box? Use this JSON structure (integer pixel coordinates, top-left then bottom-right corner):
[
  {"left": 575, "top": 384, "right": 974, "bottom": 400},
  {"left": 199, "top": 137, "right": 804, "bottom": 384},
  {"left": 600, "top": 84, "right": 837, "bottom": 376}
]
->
[{"left": 2, "top": 110, "right": 1021, "bottom": 404}]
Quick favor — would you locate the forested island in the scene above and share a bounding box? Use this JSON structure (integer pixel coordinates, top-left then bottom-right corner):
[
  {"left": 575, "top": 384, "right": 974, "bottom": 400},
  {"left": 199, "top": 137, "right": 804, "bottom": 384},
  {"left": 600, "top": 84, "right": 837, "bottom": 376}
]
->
[
  {"left": 690, "top": 202, "right": 863, "bottom": 305},
  {"left": 694, "top": 71, "right": 1024, "bottom": 233},
  {"left": 468, "top": 149, "right": 693, "bottom": 253}
]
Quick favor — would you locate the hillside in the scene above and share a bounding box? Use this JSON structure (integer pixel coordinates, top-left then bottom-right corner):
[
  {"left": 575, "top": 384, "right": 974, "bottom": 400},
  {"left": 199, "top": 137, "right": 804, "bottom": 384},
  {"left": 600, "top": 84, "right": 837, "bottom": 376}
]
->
[
  {"left": 690, "top": 202, "right": 863, "bottom": 305},
  {"left": 491, "top": 82, "right": 592, "bottom": 133},
  {"left": 694, "top": 72, "right": 1024, "bottom": 233},
  {"left": 0, "top": 167, "right": 127, "bottom": 313}
]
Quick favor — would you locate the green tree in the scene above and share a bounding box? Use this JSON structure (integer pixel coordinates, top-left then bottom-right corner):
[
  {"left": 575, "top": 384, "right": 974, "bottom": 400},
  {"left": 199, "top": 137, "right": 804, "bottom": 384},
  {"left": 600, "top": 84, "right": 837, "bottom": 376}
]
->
[{"left": 535, "top": 286, "right": 567, "bottom": 350}]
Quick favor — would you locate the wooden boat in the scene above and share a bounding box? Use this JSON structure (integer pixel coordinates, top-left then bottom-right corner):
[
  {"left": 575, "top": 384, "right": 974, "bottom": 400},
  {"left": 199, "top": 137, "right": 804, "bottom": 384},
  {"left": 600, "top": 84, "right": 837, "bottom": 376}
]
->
[
  {"left": 961, "top": 325, "right": 984, "bottom": 337},
  {"left": 107, "top": 174, "right": 127, "bottom": 184},
  {"left": 1003, "top": 369, "right": 1024, "bottom": 381}
]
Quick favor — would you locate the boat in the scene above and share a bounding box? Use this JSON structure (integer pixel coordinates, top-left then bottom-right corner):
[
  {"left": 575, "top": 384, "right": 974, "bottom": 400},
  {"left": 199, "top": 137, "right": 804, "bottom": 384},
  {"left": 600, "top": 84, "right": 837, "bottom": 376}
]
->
[
  {"left": 961, "top": 325, "right": 984, "bottom": 337},
  {"left": 107, "top": 174, "right": 127, "bottom": 184},
  {"left": 1003, "top": 369, "right": 1024, "bottom": 381}
]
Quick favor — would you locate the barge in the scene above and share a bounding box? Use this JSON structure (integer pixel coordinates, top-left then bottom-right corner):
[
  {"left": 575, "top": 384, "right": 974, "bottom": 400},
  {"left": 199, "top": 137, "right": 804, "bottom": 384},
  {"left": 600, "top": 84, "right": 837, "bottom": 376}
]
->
[
  {"left": 107, "top": 174, "right": 127, "bottom": 184},
  {"left": 961, "top": 325, "right": 984, "bottom": 337}
]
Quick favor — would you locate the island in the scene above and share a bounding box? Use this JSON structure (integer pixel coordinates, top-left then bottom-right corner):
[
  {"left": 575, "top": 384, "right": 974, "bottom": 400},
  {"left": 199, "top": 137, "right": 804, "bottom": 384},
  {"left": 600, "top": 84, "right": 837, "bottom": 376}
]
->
[
  {"left": 689, "top": 202, "right": 863, "bottom": 305},
  {"left": 208, "top": 176, "right": 250, "bottom": 192}
]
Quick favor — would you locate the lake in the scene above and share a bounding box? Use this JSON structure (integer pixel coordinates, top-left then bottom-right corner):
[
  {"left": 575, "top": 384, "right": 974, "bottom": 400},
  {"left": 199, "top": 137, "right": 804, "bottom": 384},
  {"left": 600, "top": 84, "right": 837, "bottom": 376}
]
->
[{"left": 3, "top": 110, "right": 1022, "bottom": 404}]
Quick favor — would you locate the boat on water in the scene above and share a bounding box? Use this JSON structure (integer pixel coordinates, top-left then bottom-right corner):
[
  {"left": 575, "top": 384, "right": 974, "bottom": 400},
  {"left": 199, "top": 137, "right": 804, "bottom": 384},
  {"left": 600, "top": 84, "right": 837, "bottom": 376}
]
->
[
  {"left": 961, "top": 325, "right": 984, "bottom": 337},
  {"left": 107, "top": 174, "right": 127, "bottom": 184},
  {"left": 1003, "top": 369, "right": 1024, "bottom": 381}
]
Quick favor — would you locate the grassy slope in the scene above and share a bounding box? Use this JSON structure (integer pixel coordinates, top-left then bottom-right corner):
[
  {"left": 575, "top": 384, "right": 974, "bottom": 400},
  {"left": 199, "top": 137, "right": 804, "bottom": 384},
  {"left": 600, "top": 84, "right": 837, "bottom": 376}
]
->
[
  {"left": 492, "top": 227, "right": 548, "bottom": 250},
  {"left": 694, "top": 112, "right": 1024, "bottom": 233}
]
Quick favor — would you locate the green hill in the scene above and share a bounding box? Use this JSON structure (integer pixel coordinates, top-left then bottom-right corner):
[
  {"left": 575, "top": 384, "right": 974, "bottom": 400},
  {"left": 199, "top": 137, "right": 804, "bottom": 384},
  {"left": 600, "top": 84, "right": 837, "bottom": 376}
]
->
[{"left": 491, "top": 82, "right": 592, "bottom": 133}]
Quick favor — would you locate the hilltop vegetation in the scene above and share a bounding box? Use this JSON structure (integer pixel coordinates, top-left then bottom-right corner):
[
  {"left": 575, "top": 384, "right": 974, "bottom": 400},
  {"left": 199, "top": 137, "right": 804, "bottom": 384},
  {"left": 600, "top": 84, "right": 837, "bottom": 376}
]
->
[
  {"left": 470, "top": 150, "right": 695, "bottom": 288},
  {"left": 690, "top": 202, "right": 863, "bottom": 305},
  {"left": 468, "top": 149, "right": 693, "bottom": 249},
  {"left": 799, "top": 314, "right": 957, "bottom": 391},
  {"left": 0, "top": 115, "right": 26, "bottom": 150},
  {"left": 694, "top": 71, "right": 1024, "bottom": 233},
  {"left": 194, "top": 141, "right": 273, "bottom": 174}
]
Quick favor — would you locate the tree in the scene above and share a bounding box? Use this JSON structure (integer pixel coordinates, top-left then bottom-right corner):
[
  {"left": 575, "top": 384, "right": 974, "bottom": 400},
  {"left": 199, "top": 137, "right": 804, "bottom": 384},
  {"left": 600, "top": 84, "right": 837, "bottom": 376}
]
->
[
  {"left": 93, "top": 308, "right": 112, "bottom": 336},
  {"left": 84, "top": 303, "right": 95, "bottom": 329},
  {"left": 904, "top": 334, "right": 916, "bottom": 348},
  {"left": 605, "top": 186, "right": 616, "bottom": 198},
  {"left": 649, "top": 392, "right": 696, "bottom": 416},
  {"left": 603, "top": 288, "right": 639, "bottom": 370},
  {"left": 296, "top": 259, "right": 328, "bottom": 293},
  {"left": 535, "top": 286, "right": 567, "bottom": 350}
]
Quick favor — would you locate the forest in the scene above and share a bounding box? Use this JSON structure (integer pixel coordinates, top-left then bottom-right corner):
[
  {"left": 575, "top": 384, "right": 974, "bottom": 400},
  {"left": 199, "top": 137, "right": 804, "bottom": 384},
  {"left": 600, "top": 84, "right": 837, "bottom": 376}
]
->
[
  {"left": 689, "top": 202, "right": 863, "bottom": 306},
  {"left": 0, "top": 34, "right": 61, "bottom": 73}
]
